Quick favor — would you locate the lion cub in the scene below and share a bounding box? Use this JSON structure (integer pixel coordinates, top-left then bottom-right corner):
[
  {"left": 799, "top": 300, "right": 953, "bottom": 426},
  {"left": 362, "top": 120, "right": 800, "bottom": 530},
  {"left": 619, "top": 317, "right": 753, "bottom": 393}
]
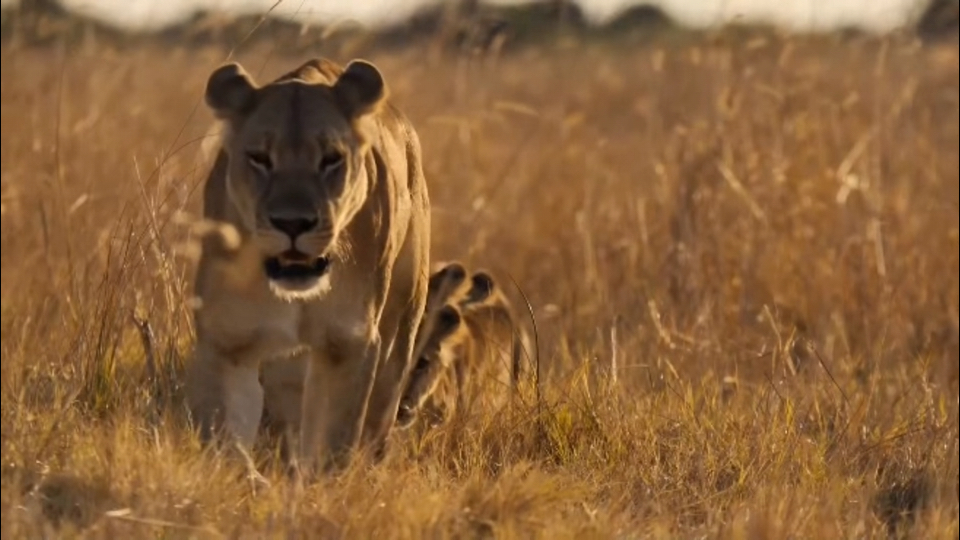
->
[{"left": 395, "top": 262, "right": 528, "bottom": 430}]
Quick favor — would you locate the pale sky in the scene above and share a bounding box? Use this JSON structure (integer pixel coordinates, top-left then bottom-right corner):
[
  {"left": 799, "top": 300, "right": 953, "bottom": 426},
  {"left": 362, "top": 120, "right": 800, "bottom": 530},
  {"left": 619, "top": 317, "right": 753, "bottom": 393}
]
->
[{"left": 0, "top": 0, "right": 929, "bottom": 33}]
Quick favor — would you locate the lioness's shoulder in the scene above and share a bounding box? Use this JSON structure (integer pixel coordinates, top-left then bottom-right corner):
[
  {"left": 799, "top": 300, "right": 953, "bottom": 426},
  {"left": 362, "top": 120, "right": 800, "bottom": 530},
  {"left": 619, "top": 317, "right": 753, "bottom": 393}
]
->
[{"left": 273, "top": 58, "right": 345, "bottom": 85}]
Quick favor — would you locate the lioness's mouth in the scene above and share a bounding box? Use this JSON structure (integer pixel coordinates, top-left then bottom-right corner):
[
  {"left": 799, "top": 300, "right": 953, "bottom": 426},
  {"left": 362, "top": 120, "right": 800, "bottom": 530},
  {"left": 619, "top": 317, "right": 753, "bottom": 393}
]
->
[{"left": 264, "top": 250, "right": 331, "bottom": 282}]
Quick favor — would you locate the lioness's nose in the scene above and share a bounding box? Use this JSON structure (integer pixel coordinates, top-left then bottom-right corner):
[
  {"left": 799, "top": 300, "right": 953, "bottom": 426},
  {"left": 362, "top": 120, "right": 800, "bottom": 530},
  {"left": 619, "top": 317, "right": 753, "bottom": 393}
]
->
[{"left": 269, "top": 216, "right": 318, "bottom": 239}]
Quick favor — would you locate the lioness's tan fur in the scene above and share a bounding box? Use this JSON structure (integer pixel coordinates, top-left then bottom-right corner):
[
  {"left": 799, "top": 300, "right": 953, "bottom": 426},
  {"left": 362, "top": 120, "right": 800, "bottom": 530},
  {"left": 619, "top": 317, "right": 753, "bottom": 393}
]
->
[
  {"left": 256, "top": 262, "right": 460, "bottom": 458},
  {"left": 260, "top": 261, "right": 529, "bottom": 445},
  {"left": 184, "top": 57, "right": 430, "bottom": 473}
]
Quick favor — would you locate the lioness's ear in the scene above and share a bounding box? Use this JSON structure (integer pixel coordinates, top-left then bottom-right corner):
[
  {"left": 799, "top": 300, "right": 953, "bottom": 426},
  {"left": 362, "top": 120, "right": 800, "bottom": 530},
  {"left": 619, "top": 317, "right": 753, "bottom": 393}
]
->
[
  {"left": 205, "top": 63, "right": 258, "bottom": 119},
  {"left": 333, "top": 60, "right": 387, "bottom": 118},
  {"left": 465, "top": 272, "right": 496, "bottom": 305}
]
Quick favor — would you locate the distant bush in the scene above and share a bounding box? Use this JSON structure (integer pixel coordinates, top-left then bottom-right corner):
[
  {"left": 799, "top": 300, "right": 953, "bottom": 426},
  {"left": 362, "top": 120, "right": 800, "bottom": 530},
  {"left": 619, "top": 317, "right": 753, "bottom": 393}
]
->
[{"left": 917, "top": 0, "right": 959, "bottom": 40}]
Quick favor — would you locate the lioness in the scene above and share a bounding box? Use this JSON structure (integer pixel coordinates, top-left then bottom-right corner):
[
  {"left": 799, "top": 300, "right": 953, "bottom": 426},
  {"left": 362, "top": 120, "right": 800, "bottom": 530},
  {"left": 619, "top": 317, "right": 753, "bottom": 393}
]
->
[
  {"left": 184, "top": 57, "right": 431, "bottom": 474},
  {"left": 395, "top": 262, "right": 528, "bottom": 430},
  {"left": 259, "top": 262, "right": 527, "bottom": 447},
  {"left": 257, "top": 263, "right": 464, "bottom": 462}
]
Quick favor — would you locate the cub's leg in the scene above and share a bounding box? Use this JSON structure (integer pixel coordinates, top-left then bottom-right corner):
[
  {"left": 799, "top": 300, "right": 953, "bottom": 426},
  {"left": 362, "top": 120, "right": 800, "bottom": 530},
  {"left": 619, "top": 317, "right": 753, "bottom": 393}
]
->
[
  {"left": 453, "top": 350, "right": 468, "bottom": 418},
  {"left": 393, "top": 262, "right": 467, "bottom": 429},
  {"left": 396, "top": 305, "right": 463, "bottom": 429},
  {"left": 396, "top": 355, "right": 444, "bottom": 429}
]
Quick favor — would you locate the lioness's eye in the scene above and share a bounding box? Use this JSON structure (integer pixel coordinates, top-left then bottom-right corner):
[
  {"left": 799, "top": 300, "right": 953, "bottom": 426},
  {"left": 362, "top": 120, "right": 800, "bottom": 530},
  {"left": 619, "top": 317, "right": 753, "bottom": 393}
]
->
[
  {"left": 318, "top": 152, "right": 344, "bottom": 174},
  {"left": 246, "top": 151, "right": 273, "bottom": 172}
]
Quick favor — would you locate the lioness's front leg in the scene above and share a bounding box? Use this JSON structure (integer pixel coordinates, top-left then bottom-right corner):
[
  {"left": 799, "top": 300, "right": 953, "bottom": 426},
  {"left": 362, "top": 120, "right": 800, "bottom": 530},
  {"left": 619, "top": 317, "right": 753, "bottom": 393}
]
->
[
  {"left": 186, "top": 285, "right": 301, "bottom": 453},
  {"left": 186, "top": 340, "right": 264, "bottom": 450},
  {"left": 259, "top": 352, "right": 308, "bottom": 462},
  {"left": 362, "top": 301, "right": 428, "bottom": 452},
  {"left": 298, "top": 329, "right": 382, "bottom": 473}
]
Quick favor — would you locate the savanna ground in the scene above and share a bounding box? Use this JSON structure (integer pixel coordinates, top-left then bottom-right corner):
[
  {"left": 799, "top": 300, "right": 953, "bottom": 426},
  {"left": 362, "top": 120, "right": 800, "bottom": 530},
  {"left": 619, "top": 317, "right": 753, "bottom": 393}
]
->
[{"left": 1, "top": 22, "right": 958, "bottom": 539}]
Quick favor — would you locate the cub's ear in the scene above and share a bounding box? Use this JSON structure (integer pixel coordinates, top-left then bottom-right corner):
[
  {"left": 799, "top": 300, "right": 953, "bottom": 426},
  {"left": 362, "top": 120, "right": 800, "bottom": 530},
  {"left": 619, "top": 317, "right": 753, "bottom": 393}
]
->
[
  {"left": 428, "top": 261, "right": 467, "bottom": 303},
  {"left": 205, "top": 63, "right": 258, "bottom": 119},
  {"left": 434, "top": 305, "right": 463, "bottom": 340},
  {"left": 333, "top": 59, "right": 387, "bottom": 118},
  {"left": 465, "top": 271, "right": 496, "bottom": 305},
  {"left": 429, "top": 262, "right": 467, "bottom": 291}
]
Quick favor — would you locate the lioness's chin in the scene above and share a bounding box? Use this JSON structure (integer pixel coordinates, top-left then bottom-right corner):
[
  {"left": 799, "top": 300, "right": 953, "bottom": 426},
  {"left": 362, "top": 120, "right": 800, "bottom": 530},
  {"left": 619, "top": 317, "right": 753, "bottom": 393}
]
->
[{"left": 264, "top": 255, "right": 332, "bottom": 301}]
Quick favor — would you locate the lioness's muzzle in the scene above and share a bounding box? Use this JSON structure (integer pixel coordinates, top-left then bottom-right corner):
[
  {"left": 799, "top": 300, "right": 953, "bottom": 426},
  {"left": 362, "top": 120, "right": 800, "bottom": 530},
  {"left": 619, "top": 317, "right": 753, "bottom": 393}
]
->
[{"left": 264, "top": 249, "right": 331, "bottom": 282}]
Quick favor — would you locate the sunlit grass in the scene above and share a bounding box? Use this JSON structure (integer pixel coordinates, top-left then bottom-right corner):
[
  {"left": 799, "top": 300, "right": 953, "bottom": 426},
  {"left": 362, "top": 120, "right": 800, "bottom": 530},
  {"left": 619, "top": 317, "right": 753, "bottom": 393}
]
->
[{"left": 1, "top": 32, "right": 957, "bottom": 538}]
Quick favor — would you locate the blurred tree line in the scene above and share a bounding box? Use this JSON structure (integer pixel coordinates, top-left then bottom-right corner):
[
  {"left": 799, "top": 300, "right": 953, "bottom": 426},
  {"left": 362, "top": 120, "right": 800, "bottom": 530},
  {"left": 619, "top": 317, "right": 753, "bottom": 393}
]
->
[{"left": 1, "top": 0, "right": 956, "bottom": 51}]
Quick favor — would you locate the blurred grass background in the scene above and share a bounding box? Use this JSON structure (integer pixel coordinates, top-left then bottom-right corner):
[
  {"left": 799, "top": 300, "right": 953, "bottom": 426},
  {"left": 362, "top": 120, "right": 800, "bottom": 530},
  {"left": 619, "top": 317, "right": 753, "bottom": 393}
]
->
[{"left": 1, "top": 1, "right": 957, "bottom": 537}]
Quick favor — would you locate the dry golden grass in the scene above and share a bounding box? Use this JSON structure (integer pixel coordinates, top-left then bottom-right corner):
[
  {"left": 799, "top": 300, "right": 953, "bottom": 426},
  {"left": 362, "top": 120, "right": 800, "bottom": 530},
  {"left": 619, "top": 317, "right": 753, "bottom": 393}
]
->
[{"left": 1, "top": 32, "right": 958, "bottom": 539}]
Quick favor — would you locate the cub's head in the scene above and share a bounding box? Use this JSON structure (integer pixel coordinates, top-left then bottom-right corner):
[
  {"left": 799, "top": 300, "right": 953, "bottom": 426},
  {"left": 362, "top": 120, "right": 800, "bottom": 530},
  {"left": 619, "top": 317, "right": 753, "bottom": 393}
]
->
[
  {"left": 424, "top": 262, "right": 500, "bottom": 314},
  {"left": 397, "top": 265, "right": 518, "bottom": 429},
  {"left": 204, "top": 58, "right": 388, "bottom": 299},
  {"left": 415, "top": 262, "right": 469, "bottom": 357},
  {"left": 416, "top": 264, "right": 503, "bottom": 359}
]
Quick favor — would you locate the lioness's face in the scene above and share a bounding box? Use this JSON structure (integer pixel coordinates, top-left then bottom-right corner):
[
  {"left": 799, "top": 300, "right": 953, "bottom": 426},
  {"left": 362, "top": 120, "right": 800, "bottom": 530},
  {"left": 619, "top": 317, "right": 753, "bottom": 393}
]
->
[{"left": 204, "top": 60, "right": 387, "bottom": 298}]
